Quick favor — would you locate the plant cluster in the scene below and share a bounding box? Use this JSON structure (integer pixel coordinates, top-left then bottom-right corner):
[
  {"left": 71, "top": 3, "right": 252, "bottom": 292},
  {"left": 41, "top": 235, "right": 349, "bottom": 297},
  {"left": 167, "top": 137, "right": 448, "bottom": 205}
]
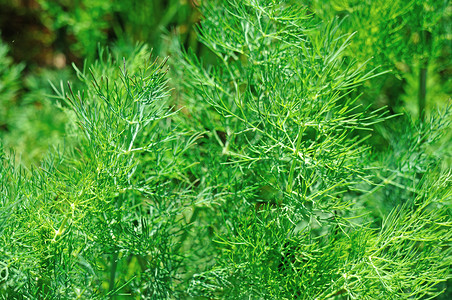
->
[{"left": 0, "top": 0, "right": 451, "bottom": 299}]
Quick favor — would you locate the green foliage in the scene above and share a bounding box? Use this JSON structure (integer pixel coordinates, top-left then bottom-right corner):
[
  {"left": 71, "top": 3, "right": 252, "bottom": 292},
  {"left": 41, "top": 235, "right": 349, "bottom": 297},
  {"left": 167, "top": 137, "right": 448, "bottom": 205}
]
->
[
  {"left": 1, "top": 68, "right": 71, "bottom": 165},
  {"left": 37, "top": 0, "right": 196, "bottom": 60},
  {"left": 38, "top": 0, "right": 115, "bottom": 59},
  {"left": 0, "top": 0, "right": 451, "bottom": 299},
  {"left": 308, "top": 0, "right": 451, "bottom": 117},
  {"left": 1, "top": 45, "right": 197, "bottom": 298},
  {"left": 173, "top": 1, "right": 451, "bottom": 298},
  {"left": 0, "top": 37, "right": 24, "bottom": 128}
]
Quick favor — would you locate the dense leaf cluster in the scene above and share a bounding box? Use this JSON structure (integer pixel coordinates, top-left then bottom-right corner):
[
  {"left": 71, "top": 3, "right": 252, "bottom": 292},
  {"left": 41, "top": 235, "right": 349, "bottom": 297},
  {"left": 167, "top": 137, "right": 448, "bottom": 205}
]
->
[{"left": 0, "top": 0, "right": 451, "bottom": 299}]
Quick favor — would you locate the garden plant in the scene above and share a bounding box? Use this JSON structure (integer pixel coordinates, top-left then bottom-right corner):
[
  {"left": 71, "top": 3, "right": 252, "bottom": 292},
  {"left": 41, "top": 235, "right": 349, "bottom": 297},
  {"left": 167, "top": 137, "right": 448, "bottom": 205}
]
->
[{"left": 0, "top": 0, "right": 451, "bottom": 299}]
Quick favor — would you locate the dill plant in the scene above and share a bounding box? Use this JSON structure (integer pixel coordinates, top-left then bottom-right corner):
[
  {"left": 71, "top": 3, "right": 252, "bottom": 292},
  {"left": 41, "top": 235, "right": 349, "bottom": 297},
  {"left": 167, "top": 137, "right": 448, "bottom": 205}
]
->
[
  {"left": 1, "top": 45, "right": 198, "bottom": 298},
  {"left": 307, "top": 0, "right": 451, "bottom": 119},
  {"left": 172, "top": 0, "right": 451, "bottom": 298},
  {"left": 0, "top": 0, "right": 450, "bottom": 299}
]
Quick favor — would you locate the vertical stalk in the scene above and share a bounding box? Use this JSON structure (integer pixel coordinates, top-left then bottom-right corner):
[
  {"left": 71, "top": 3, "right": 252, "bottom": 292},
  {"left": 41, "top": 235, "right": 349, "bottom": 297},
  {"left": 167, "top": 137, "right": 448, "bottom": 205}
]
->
[
  {"left": 418, "top": 65, "right": 427, "bottom": 122},
  {"left": 174, "top": 206, "right": 200, "bottom": 253},
  {"left": 109, "top": 252, "right": 119, "bottom": 296},
  {"left": 418, "top": 30, "right": 431, "bottom": 122},
  {"left": 287, "top": 125, "right": 304, "bottom": 195}
]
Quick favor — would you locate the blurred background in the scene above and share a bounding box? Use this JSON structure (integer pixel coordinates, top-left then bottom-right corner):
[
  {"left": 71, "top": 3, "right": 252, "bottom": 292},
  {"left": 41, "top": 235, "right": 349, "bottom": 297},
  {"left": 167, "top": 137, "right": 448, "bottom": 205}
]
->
[
  {"left": 0, "top": 0, "right": 203, "bottom": 166},
  {"left": 0, "top": 0, "right": 450, "bottom": 165}
]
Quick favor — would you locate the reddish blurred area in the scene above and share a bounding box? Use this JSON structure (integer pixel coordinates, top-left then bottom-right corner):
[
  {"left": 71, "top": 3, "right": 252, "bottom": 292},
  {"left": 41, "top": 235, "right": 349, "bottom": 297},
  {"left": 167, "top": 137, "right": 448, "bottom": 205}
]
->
[{"left": 0, "top": 0, "right": 74, "bottom": 68}]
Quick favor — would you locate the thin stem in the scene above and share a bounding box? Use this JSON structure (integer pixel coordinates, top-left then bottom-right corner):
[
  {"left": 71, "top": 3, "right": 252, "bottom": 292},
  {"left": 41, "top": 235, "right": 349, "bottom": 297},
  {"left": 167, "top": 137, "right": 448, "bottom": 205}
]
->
[
  {"left": 109, "top": 252, "right": 119, "bottom": 296},
  {"left": 418, "top": 66, "right": 427, "bottom": 122},
  {"left": 287, "top": 124, "right": 304, "bottom": 194},
  {"left": 418, "top": 30, "right": 431, "bottom": 122}
]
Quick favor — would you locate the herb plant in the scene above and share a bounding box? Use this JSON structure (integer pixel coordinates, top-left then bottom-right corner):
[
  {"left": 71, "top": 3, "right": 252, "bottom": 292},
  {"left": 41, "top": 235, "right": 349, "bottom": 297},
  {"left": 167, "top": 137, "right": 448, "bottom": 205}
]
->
[
  {"left": 308, "top": 0, "right": 451, "bottom": 119},
  {"left": 0, "top": 0, "right": 451, "bottom": 299}
]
